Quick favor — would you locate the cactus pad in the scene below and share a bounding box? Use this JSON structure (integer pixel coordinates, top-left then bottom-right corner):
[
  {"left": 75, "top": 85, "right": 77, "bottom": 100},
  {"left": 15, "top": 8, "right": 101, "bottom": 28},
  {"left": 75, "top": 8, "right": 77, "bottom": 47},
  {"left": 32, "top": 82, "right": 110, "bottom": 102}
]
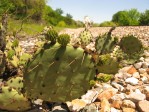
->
[
  {"left": 96, "top": 54, "right": 119, "bottom": 74},
  {"left": 79, "top": 30, "right": 92, "bottom": 46},
  {"left": 57, "top": 34, "right": 70, "bottom": 46},
  {"left": 6, "top": 77, "right": 23, "bottom": 93},
  {"left": 45, "top": 29, "right": 58, "bottom": 43},
  {"left": 24, "top": 43, "right": 95, "bottom": 102},
  {"left": 0, "top": 85, "right": 31, "bottom": 111},
  {"left": 95, "top": 33, "right": 117, "bottom": 55},
  {"left": 7, "top": 49, "right": 15, "bottom": 60},
  {"left": 119, "top": 35, "right": 143, "bottom": 55}
]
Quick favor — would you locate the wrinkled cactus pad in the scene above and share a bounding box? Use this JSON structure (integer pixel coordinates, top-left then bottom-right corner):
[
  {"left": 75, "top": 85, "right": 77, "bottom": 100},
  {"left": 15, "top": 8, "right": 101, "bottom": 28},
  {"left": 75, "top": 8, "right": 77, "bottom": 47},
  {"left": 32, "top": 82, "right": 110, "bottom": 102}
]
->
[{"left": 24, "top": 43, "right": 95, "bottom": 102}]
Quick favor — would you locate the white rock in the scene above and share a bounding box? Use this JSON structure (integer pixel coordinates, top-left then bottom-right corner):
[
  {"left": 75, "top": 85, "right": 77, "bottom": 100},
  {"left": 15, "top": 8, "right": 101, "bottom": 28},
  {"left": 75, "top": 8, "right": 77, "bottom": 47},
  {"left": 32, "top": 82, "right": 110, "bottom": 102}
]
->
[
  {"left": 111, "top": 82, "right": 124, "bottom": 91},
  {"left": 81, "top": 89, "right": 99, "bottom": 104},
  {"left": 134, "top": 62, "right": 142, "bottom": 69},
  {"left": 125, "top": 77, "right": 139, "bottom": 85},
  {"left": 135, "top": 89, "right": 142, "bottom": 94},
  {"left": 34, "top": 99, "right": 43, "bottom": 105},
  {"left": 132, "top": 72, "right": 140, "bottom": 79},
  {"left": 102, "top": 83, "right": 113, "bottom": 90},
  {"left": 118, "top": 66, "right": 132, "bottom": 73},
  {"left": 139, "top": 68, "right": 146, "bottom": 74},
  {"left": 141, "top": 76, "right": 148, "bottom": 83},
  {"left": 145, "top": 57, "right": 149, "bottom": 63},
  {"left": 122, "top": 100, "right": 136, "bottom": 108},
  {"left": 142, "top": 62, "right": 149, "bottom": 69},
  {"left": 111, "top": 107, "right": 119, "bottom": 112},
  {"left": 111, "top": 93, "right": 127, "bottom": 100},
  {"left": 139, "top": 57, "right": 145, "bottom": 62},
  {"left": 115, "top": 73, "right": 124, "bottom": 79},
  {"left": 127, "top": 92, "right": 146, "bottom": 102},
  {"left": 144, "top": 51, "right": 149, "bottom": 57}
]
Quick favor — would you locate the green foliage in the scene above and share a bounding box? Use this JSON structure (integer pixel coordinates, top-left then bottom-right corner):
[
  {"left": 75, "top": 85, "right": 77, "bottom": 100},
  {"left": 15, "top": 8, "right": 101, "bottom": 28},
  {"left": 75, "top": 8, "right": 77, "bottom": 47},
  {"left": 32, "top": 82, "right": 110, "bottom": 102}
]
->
[
  {"left": 7, "top": 49, "right": 15, "bottom": 60},
  {"left": 95, "top": 27, "right": 118, "bottom": 54},
  {"left": 96, "top": 54, "right": 119, "bottom": 74},
  {"left": 99, "top": 21, "right": 117, "bottom": 27},
  {"left": 89, "top": 80, "right": 96, "bottom": 87},
  {"left": 24, "top": 43, "right": 95, "bottom": 102},
  {"left": 45, "top": 29, "right": 58, "bottom": 43},
  {"left": 57, "top": 34, "right": 70, "bottom": 46},
  {"left": 12, "top": 39, "right": 19, "bottom": 48},
  {"left": 55, "top": 8, "right": 63, "bottom": 15},
  {"left": 139, "top": 10, "right": 149, "bottom": 25},
  {"left": 0, "top": 0, "right": 14, "bottom": 14},
  {"left": 97, "top": 73, "right": 113, "bottom": 82},
  {"left": 66, "top": 13, "right": 73, "bottom": 19},
  {"left": 0, "top": 85, "right": 31, "bottom": 111},
  {"left": 79, "top": 29, "right": 92, "bottom": 46},
  {"left": 112, "top": 9, "right": 140, "bottom": 26},
  {"left": 57, "top": 21, "right": 66, "bottom": 27}
]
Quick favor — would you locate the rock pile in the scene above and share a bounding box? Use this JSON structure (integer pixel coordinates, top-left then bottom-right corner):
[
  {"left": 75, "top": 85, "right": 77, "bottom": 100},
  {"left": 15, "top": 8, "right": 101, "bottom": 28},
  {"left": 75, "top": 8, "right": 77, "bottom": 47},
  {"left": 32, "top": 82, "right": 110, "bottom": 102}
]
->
[{"left": 64, "top": 49, "right": 149, "bottom": 112}]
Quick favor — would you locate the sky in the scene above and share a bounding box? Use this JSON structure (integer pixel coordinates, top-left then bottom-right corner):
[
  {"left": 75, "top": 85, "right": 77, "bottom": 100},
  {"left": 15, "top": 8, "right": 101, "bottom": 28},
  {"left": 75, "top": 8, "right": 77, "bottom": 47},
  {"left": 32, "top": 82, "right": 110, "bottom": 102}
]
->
[{"left": 47, "top": 0, "right": 149, "bottom": 24}]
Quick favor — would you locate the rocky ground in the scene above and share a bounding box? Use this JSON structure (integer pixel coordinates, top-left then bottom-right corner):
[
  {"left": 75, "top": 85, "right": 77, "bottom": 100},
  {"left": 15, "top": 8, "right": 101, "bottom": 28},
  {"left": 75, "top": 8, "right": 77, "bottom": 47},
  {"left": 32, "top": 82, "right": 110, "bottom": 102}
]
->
[{"left": 16, "top": 26, "right": 149, "bottom": 112}]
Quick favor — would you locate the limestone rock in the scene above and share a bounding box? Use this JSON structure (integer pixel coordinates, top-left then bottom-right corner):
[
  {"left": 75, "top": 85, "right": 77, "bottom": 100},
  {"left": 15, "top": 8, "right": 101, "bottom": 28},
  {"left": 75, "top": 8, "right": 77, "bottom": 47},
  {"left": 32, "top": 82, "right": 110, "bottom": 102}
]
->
[
  {"left": 125, "top": 77, "right": 139, "bottom": 85},
  {"left": 127, "top": 92, "right": 146, "bottom": 102},
  {"left": 122, "top": 100, "right": 136, "bottom": 109},
  {"left": 100, "top": 98, "right": 111, "bottom": 112},
  {"left": 138, "top": 100, "right": 149, "bottom": 112}
]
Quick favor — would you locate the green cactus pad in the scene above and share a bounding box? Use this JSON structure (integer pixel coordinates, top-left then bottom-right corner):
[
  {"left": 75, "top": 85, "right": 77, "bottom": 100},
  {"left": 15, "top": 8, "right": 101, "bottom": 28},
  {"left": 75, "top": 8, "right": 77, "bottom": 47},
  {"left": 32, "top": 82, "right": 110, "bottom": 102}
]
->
[
  {"left": 7, "top": 49, "right": 15, "bottom": 60},
  {"left": 95, "top": 33, "right": 118, "bottom": 55},
  {"left": 97, "top": 73, "right": 113, "bottom": 82},
  {"left": 79, "top": 30, "right": 92, "bottom": 46},
  {"left": 57, "top": 34, "right": 70, "bottom": 46},
  {"left": 96, "top": 54, "right": 119, "bottom": 74},
  {"left": 45, "top": 29, "right": 58, "bottom": 43},
  {"left": 0, "top": 86, "right": 31, "bottom": 112},
  {"left": 6, "top": 77, "right": 23, "bottom": 93},
  {"left": 24, "top": 43, "right": 95, "bottom": 102},
  {"left": 12, "top": 39, "right": 19, "bottom": 48},
  {"left": 119, "top": 35, "right": 143, "bottom": 55}
]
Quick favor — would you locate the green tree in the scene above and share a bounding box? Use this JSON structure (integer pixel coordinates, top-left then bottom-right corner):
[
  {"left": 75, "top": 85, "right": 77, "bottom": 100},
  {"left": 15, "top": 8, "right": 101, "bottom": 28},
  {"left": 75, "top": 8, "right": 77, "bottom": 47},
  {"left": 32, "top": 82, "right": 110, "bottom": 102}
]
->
[
  {"left": 139, "top": 10, "right": 149, "bottom": 25},
  {"left": 112, "top": 11, "right": 130, "bottom": 26},
  {"left": 0, "top": 0, "right": 14, "bottom": 14},
  {"left": 112, "top": 9, "right": 140, "bottom": 26},
  {"left": 99, "top": 21, "right": 117, "bottom": 27},
  {"left": 127, "top": 8, "right": 140, "bottom": 25},
  {"left": 55, "top": 8, "right": 63, "bottom": 15},
  {"left": 66, "top": 13, "right": 72, "bottom": 19}
]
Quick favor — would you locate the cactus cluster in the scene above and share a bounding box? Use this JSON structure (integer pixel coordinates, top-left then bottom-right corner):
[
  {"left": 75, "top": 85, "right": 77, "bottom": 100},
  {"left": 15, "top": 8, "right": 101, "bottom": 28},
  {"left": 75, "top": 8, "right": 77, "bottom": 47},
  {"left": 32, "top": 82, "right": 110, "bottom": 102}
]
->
[
  {"left": 24, "top": 42, "right": 95, "bottom": 102},
  {"left": 45, "top": 29, "right": 58, "bottom": 43},
  {"left": 0, "top": 76, "right": 31, "bottom": 111},
  {"left": 119, "top": 35, "right": 143, "bottom": 55},
  {"left": 57, "top": 34, "right": 70, "bottom": 46},
  {"left": 95, "top": 27, "right": 118, "bottom": 54},
  {"left": 79, "top": 29, "right": 92, "bottom": 46},
  {"left": 96, "top": 54, "right": 119, "bottom": 74}
]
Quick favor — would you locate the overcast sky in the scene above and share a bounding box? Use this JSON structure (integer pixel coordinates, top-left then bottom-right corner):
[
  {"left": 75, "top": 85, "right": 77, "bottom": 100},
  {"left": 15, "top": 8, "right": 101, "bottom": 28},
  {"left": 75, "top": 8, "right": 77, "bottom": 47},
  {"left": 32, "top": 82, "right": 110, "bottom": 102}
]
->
[{"left": 48, "top": 0, "right": 149, "bottom": 23}]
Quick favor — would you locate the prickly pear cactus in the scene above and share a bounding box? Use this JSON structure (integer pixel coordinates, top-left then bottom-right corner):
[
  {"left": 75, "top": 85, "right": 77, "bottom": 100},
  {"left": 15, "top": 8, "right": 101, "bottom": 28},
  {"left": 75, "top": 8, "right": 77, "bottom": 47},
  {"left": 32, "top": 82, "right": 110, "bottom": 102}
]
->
[
  {"left": 0, "top": 50, "right": 5, "bottom": 76},
  {"left": 57, "top": 34, "right": 70, "bottom": 46},
  {"left": 96, "top": 54, "right": 119, "bottom": 74},
  {"left": 119, "top": 35, "right": 143, "bottom": 55},
  {"left": 12, "top": 39, "right": 19, "bottom": 48},
  {"left": 24, "top": 43, "right": 95, "bottom": 102},
  {"left": 45, "top": 29, "right": 58, "bottom": 43},
  {"left": 6, "top": 77, "right": 23, "bottom": 93},
  {"left": 7, "top": 49, "right": 15, "bottom": 60},
  {"left": 0, "top": 85, "right": 31, "bottom": 111},
  {"left": 95, "top": 27, "right": 117, "bottom": 54},
  {"left": 79, "top": 29, "right": 92, "bottom": 46}
]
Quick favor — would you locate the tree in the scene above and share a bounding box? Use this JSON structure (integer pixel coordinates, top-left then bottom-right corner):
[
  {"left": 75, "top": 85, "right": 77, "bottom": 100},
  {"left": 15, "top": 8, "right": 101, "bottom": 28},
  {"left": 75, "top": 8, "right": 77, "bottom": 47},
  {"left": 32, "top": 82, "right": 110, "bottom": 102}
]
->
[
  {"left": 99, "top": 21, "right": 117, "bottom": 27},
  {"left": 139, "top": 10, "right": 149, "bottom": 25},
  {"left": 112, "top": 9, "right": 140, "bottom": 26},
  {"left": 66, "top": 13, "right": 72, "bottom": 19},
  {"left": 112, "top": 11, "right": 130, "bottom": 26},
  {"left": 127, "top": 8, "right": 140, "bottom": 25},
  {"left": 55, "top": 8, "right": 63, "bottom": 15}
]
